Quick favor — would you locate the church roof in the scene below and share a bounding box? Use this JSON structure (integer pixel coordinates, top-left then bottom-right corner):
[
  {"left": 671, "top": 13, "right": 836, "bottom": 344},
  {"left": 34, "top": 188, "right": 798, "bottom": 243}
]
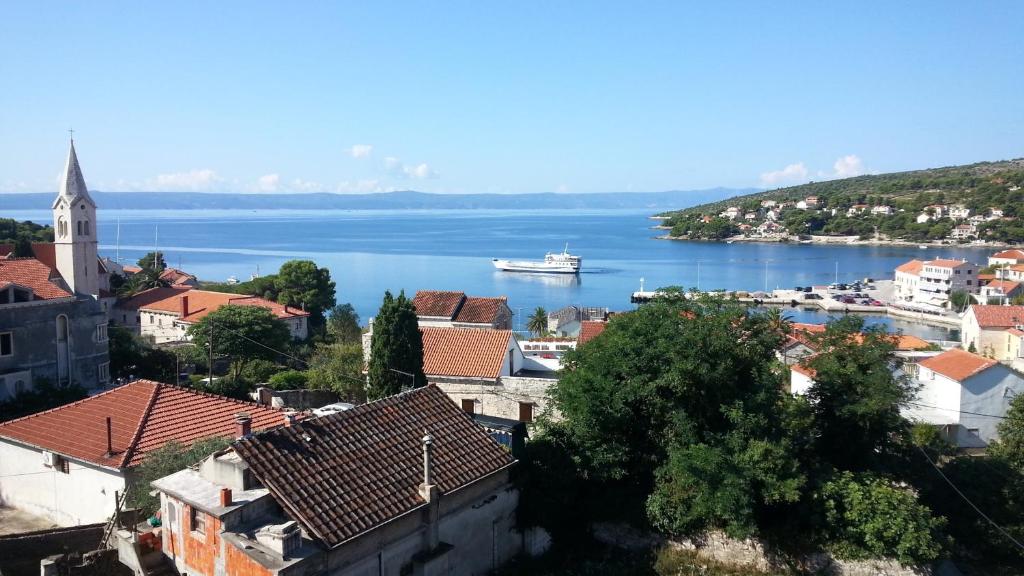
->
[{"left": 53, "top": 139, "right": 95, "bottom": 208}]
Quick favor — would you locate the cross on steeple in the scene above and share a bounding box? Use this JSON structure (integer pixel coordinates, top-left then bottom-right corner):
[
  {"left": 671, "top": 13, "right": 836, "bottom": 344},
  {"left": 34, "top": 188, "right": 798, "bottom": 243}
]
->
[{"left": 68, "top": 128, "right": 74, "bottom": 141}]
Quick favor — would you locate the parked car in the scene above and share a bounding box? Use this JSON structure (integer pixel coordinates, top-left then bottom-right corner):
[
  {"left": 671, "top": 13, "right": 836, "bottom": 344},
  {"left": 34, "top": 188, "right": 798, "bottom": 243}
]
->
[
  {"left": 869, "top": 299, "right": 884, "bottom": 306},
  {"left": 313, "top": 402, "right": 356, "bottom": 417},
  {"left": 794, "top": 286, "right": 804, "bottom": 292},
  {"left": 804, "top": 293, "right": 823, "bottom": 300}
]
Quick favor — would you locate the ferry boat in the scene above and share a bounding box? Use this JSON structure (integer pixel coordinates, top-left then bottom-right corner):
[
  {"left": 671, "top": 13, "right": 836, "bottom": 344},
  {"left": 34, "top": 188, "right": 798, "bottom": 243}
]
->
[{"left": 492, "top": 245, "right": 582, "bottom": 274}]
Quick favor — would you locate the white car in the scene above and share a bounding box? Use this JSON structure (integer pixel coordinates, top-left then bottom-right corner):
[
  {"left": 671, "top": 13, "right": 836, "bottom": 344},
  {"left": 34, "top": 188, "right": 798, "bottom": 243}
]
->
[{"left": 312, "top": 402, "right": 355, "bottom": 417}]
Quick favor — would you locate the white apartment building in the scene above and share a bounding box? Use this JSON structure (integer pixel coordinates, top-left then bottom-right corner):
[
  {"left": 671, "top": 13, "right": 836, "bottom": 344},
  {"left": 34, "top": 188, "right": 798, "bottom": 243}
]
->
[{"left": 894, "top": 258, "right": 978, "bottom": 307}]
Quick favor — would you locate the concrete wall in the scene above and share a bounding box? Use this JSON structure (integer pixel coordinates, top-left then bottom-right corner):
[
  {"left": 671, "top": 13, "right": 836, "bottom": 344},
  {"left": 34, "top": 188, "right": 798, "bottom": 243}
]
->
[
  {"left": 905, "top": 368, "right": 962, "bottom": 428},
  {"left": 435, "top": 375, "right": 557, "bottom": 422},
  {"left": 0, "top": 439, "right": 125, "bottom": 526},
  {"left": 0, "top": 296, "right": 109, "bottom": 391},
  {"left": 789, "top": 369, "right": 814, "bottom": 395},
  {"left": 0, "top": 523, "right": 106, "bottom": 576},
  {"left": 959, "top": 365, "right": 1024, "bottom": 443}
]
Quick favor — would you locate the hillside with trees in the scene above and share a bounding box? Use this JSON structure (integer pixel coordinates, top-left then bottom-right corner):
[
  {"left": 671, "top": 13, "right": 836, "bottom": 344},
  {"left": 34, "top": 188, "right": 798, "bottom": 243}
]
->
[{"left": 659, "top": 158, "right": 1024, "bottom": 244}]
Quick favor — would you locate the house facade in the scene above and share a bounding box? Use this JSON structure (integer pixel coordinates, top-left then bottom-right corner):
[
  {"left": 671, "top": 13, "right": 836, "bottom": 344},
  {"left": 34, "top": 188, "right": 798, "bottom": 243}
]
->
[
  {"left": 894, "top": 258, "right": 978, "bottom": 306},
  {"left": 0, "top": 140, "right": 110, "bottom": 397},
  {"left": 961, "top": 305, "right": 1024, "bottom": 363},
  {"left": 894, "top": 259, "right": 924, "bottom": 302},
  {"left": 989, "top": 249, "right": 1024, "bottom": 267},
  {"left": 0, "top": 379, "right": 287, "bottom": 526},
  {"left": 146, "top": 385, "right": 530, "bottom": 576},
  {"left": 138, "top": 290, "right": 309, "bottom": 344}
]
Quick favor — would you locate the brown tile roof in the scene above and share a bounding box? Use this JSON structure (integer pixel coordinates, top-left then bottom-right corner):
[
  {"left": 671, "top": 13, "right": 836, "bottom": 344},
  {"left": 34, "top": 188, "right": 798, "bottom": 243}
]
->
[
  {"left": 158, "top": 267, "right": 196, "bottom": 286},
  {"left": 116, "top": 286, "right": 193, "bottom": 310},
  {"left": 454, "top": 296, "right": 507, "bottom": 324},
  {"left": 578, "top": 320, "right": 608, "bottom": 345},
  {"left": 28, "top": 243, "right": 56, "bottom": 270},
  {"left": 970, "top": 305, "right": 1024, "bottom": 328},
  {"left": 122, "top": 265, "right": 143, "bottom": 274},
  {"left": 232, "top": 385, "right": 514, "bottom": 549},
  {"left": 140, "top": 289, "right": 309, "bottom": 322},
  {"left": 412, "top": 290, "right": 466, "bottom": 318},
  {"left": 0, "top": 258, "right": 72, "bottom": 300},
  {"left": 0, "top": 380, "right": 288, "bottom": 469},
  {"left": 895, "top": 260, "right": 925, "bottom": 275},
  {"left": 421, "top": 327, "right": 512, "bottom": 379},
  {"left": 918, "top": 349, "right": 998, "bottom": 382}
]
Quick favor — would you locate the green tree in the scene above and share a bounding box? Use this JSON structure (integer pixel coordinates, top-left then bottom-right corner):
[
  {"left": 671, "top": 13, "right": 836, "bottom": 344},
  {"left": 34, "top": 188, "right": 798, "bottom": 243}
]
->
[
  {"left": 0, "top": 379, "right": 87, "bottom": 422},
  {"left": 274, "top": 260, "right": 336, "bottom": 332},
  {"left": 267, "top": 370, "right": 308, "bottom": 390},
  {"left": 126, "top": 437, "right": 231, "bottom": 514},
  {"left": 989, "top": 394, "right": 1024, "bottom": 472},
  {"left": 137, "top": 251, "right": 166, "bottom": 271},
  {"left": 187, "top": 305, "right": 291, "bottom": 382},
  {"left": 949, "top": 290, "right": 972, "bottom": 312},
  {"left": 326, "top": 303, "right": 362, "bottom": 343},
  {"left": 367, "top": 290, "right": 425, "bottom": 400},
  {"left": 307, "top": 342, "right": 366, "bottom": 402},
  {"left": 108, "top": 325, "right": 178, "bottom": 382},
  {"left": 527, "top": 307, "right": 548, "bottom": 337}
]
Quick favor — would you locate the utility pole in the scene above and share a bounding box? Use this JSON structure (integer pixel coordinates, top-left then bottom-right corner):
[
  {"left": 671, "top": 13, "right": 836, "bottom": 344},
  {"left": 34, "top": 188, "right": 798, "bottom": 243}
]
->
[{"left": 208, "top": 322, "right": 214, "bottom": 385}]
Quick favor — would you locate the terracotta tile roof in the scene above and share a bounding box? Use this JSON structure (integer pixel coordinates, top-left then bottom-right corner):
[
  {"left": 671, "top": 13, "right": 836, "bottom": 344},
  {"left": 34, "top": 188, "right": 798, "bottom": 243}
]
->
[
  {"left": 158, "top": 267, "right": 196, "bottom": 286},
  {"left": 412, "top": 290, "right": 466, "bottom": 318},
  {"left": 1008, "top": 328, "right": 1024, "bottom": 337},
  {"left": 122, "top": 265, "right": 143, "bottom": 274},
  {"left": 232, "top": 385, "right": 514, "bottom": 549},
  {"left": 992, "top": 249, "right": 1024, "bottom": 260},
  {"left": 0, "top": 244, "right": 12, "bottom": 258},
  {"left": 421, "top": 327, "right": 513, "bottom": 379},
  {"left": 918, "top": 349, "right": 998, "bottom": 382},
  {"left": 28, "top": 243, "right": 56, "bottom": 270},
  {"left": 895, "top": 260, "right": 925, "bottom": 275},
  {"left": 116, "top": 286, "right": 193, "bottom": 310},
  {"left": 979, "top": 273, "right": 996, "bottom": 281},
  {"left": 578, "top": 320, "right": 608, "bottom": 345},
  {"left": 970, "top": 305, "right": 1024, "bottom": 328},
  {"left": 789, "top": 323, "right": 930, "bottom": 351},
  {"left": 791, "top": 363, "right": 817, "bottom": 378},
  {"left": 0, "top": 380, "right": 287, "bottom": 469},
  {"left": 926, "top": 258, "right": 972, "bottom": 268},
  {"left": 140, "top": 289, "right": 309, "bottom": 322},
  {"left": 0, "top": 258, "right": 72, "bottom": 300},
  {"left": 985, "top": 280, "right": 1022, "bottom": 294},
  {"left": 454, "top": 296, "right": 507, "bottom": 324}
]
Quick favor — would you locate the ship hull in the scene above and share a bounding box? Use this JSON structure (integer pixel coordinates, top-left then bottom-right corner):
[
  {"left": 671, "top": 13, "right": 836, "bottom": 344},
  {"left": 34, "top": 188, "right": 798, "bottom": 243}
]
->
[{"left": 492, "top": 259, "right": 581, "bottom": 274}]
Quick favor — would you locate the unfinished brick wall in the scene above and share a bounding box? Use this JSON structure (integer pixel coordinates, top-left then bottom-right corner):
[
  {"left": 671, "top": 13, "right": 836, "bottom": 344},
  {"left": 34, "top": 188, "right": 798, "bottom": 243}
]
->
[
  {"left": 224, "top": 539, "right": 274, "bottom": 576},
  {"left": 181, "top": 504, "right": 220, "bottom": 576}
]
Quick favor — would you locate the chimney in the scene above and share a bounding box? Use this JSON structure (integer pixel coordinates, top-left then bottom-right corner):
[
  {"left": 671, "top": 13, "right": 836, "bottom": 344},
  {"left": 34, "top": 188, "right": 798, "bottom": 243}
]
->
[
  {"left": 418, "top": 430, "right": 440, "bottom": 551},
  {"left": 421, "top": 431, "right": 434, "bottom": 488},
  {"left": 235, "top": 412, "right": 252, "bottom": 439},
  {"left": 105, "top": 417, "right": 113, "bottom": 456},
  {"left": 283, "top": 411, "right": 298, "bottom": 427},
  {"left": 180, "top": 294, "right": 189, "bottom": 317},
  {"left": 219, "top": 487, "right": 232, "bottom": 507}
]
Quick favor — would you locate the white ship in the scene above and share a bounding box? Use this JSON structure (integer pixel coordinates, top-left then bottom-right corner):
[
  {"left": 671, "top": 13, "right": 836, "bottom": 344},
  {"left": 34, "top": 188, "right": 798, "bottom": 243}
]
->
[{"left": 492, "top": 244, "right": 582, "bottom": 274}]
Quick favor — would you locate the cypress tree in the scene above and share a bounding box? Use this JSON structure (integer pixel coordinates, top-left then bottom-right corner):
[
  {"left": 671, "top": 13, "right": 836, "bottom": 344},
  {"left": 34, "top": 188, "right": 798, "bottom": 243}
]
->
[{"left": 367, "top": 290, "right": 426, "bottom": 400}]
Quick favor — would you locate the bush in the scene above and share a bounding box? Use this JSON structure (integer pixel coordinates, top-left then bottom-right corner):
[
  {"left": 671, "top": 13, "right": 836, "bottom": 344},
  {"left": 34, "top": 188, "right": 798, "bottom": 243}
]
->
[
  {"left": 267, "top": 370, "right": 308, "bottom": 391},
  {"left": 820, "top": 472, "right": 945, "bottom": 565},
  {"left": 240, "top": 359, "right": 279, "bottom": 384},
  {"left": 126, "top": 437, "right": 231, "bottom": 514},
  {"left": 0, "top": 379, "right": 87, "bottom": 422}
]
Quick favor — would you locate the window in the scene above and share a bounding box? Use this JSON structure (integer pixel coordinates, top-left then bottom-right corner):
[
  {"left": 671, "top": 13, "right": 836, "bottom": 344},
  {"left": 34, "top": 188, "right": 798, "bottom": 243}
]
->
[
  {"left": 518, "top": 402, "right": 534, "bottom": 423},
  {"left": 98, "top": 362, "right": 110, "bottom": 385},
  {"left": 461, "top": 399, "right": 476, "bottom": 414},
  {"left": 84, "top": 220, "right": 90, "bottom": 236},
  {"left": 77, "top": 221, "right": 82, "bottom": 235},
  {"left": 57, "top": 457, "right": 69, "bottom": 474},
  {"left": 96, "top": 324, "right": 108, "bottom": 342},
  {"left": 149, "top": 315, "right": 154, "bottom": 324},
  {"left": 0, "top": 332, "right": 11, "bottom": 357},
  {"left": 189, "top": 507, "right": 205, "bottom": 534}
]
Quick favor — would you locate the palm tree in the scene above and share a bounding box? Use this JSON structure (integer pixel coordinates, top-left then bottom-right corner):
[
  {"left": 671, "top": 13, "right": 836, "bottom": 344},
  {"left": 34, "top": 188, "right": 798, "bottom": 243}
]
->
[
  {"left": 765, "top": 307, "right": 794, "bottom": 336},
  {"left": 526, "top": 307, "right": 548, "bottom": 338}
]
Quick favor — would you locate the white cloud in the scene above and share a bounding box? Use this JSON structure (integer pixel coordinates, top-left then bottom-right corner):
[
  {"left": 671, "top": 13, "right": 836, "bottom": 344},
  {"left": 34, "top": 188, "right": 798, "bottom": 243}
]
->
[
  {"left": 556, "top": 184, "right": 569, "bottom": 193},
  {"left": 146, "top": 169, "right": 223, "bottom": 192},
  {"left": 832, "top": 154, "right": 865, "bottom": 178},
  {"left": 759, "top": 163, "right": 809, "bottom": 187},
  {"left": 383, "top": 156, "right": 403, "bottom": 172},
  {"left": 383, "top": 156, "right": 438, "bottom": 180},
  {"left": 335, "top": 179, "right": 386, "bottom": 193},
  {"left": 348, "top": 144, "right": 373, "bottom": 158},
  {"left": 256, "top": 173, "right": 280, "bottom": 192}
]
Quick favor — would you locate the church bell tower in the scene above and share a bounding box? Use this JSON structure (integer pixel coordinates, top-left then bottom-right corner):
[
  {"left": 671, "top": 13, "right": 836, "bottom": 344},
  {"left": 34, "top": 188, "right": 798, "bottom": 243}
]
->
[{"left": 52, "top": 138, "right": 99, "bottom": 297}]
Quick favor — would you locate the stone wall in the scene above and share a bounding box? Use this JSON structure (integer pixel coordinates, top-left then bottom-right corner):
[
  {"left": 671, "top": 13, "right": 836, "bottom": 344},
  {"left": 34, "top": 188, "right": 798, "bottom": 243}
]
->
[
  {"left": 0, "top": 523, "right": 106, "bottom": 576},
  {"left": 253, "top": 387, "right": 340, "bottom": 410},
  {"left": 433, "top": 375, "right": 558, "bottom": 422}
]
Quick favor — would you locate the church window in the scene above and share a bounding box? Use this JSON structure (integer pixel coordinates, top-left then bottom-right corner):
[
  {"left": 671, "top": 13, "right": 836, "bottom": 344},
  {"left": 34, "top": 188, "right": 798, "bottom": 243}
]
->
[
  {"left": 57, "top": 217, "right": 68, "bottom": 238},
  {"left": 84, "top": 220, "right": 90, "bottom": 236},
  {"left": 77, "top": 221, "right": 82, "bottom": 235}
]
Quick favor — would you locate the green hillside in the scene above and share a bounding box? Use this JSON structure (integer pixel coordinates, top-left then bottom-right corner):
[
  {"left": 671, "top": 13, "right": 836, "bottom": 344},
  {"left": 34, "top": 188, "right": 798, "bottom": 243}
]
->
[{"left": 660, "top": 158, "right": 1024, "bottom": 243}]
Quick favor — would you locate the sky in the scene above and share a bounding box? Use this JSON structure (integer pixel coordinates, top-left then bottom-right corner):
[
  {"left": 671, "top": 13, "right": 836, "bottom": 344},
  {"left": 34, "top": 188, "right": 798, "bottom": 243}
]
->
[{"left": 1, "top": 2, "right": 1022, "bottom": 195}]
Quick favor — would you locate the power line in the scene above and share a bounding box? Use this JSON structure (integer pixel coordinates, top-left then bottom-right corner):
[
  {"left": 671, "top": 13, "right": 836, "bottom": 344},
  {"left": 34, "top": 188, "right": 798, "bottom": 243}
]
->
[
  {"left": 916, "top": 445, "right": 1024, "bottom": 553},
  {"left": 907, "top": 401, "right": 1007, "bottom": 420}
]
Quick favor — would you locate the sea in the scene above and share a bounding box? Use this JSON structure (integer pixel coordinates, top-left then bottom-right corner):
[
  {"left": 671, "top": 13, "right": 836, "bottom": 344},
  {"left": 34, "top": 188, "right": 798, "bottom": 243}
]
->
[{"left": 6, "top": 208, "right": 998, "bottom": 340}]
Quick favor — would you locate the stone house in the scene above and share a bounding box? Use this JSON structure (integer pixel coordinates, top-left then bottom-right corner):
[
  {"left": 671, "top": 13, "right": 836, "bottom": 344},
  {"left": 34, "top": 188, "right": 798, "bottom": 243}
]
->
[
  {"left": 138, "top": 289, "right": 309, "bottom": 344},
  {"left": 960, "top": 305, "right": 1024, "bottom": 363},
  {"left": 411, "top": 290, "right": 513, "bottom": 330},
  {"left": 144, "top": 385, "right": 532, "bottom": 576},
  {"left": 421, "top": 326, "right": 557, "bottom": 423},
  {"left": 0, "top": 140, "right": 110, "bottom": 398},
  {"left": 546, "top": 305, "right": 608, "bottom": 336},
  {"left": 0, "top": 379, "right": 287, "bottom": 526}
]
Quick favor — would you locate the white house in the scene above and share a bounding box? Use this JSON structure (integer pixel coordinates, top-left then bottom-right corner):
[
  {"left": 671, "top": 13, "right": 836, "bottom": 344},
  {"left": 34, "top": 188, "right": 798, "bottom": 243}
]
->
[
  {"left": 847, "top": 204, "right": 868, "bottom": 217},
  {"left": 914, "top": 259, "right": 979, "bottom": 306},
  {"left": 138, "top": 289, "right": 309, "bottom": 344},
  {"left": 905, "top": 349, "right": 1024, "bottom": 447},
  {"left": 949, "top": 205, "right": 971, "bottom": 220},
  {"left": 916, "top": 213, "right": 932, "bottom": 224},
  {"left": 950, "top": 224, "right": 977, "bottom": 240},
  {"left": 989, "top": 249, "right": 1024, "bottom": 267},
  {"left": 961, "top": 305, "right": 1024, "bottom": 363},
  {"left": 979, "top": 280, "right": 1023, "bottom": 304},
  {"left": 870, "top": 205, "right": 894, "bottom": 216},
  {"left": 894, "top": 259, "right": 924, "bottom": 302},
  {"left": 0, "top": 380, "right": 287, "bottom": 526}
]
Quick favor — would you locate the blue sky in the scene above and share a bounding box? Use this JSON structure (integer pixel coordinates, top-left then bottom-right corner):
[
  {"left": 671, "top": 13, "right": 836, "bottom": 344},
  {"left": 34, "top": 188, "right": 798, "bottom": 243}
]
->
[{"left": 1, "top": 2, "right": 1022, "bottom": 194}]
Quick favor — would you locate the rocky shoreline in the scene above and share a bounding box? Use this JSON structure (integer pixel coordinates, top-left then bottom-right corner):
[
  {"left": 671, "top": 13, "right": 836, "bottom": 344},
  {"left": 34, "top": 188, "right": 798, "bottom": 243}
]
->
[{"left": 650, "top": 227, "right": 1021, "bottom": 249}]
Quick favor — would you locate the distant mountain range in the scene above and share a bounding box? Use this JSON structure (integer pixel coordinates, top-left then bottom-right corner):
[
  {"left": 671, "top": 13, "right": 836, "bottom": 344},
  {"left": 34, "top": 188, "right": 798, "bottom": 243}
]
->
[{"left": 1, "top": 188, "right": 756, "bottom": 212}]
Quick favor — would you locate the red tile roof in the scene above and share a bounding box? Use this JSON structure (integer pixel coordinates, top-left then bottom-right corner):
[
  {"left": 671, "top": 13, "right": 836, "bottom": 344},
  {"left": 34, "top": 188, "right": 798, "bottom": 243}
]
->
[
  {"left": 412, "top": 290, "right": 466, "bottom": 317},
  {"left": 578, "top": 320, "right": 608, "bottom": 345},
  {"left": 791, "top": 363, "right": 817, "bottom": 378},
  {"left": 140, "top": 289, "right": 309, "bottom": 322},
  {"left": 969, "top": 305, "right": 1024, "bottom": 329},
  {"left": 28, "top": 243, "right": 56, "bottom": 270},
  {"left": 0, "top": 258, "right": 73, "bottom": 300},
  {"left": 116, "top": 286, "right": 193, "bottom": 310},
  {"left": 895, "top": 260, "right": 925, "bottom": 275},
  {"left": 992, "top": 249, "right": 1024, "bottom": 260},
  {"left": 789, "top": 323, "right": 931, "bottom": 351},
  {"left": 985, "top": 280, "right": 1022, "bottom": 294},
  {"left": 918, "top": 349, "right": 998, "bottom": 382},
  {"left": 926, "top": 258, "right": 972, "bottom": 269},
  {"left": 122, "top": 265, "right": 143, "bottom": 274},
  {"left": 0, "top": 380, "right": 288, "bottom": 469},
  {"left": 0, "top": 244, "right": 12, "bottom": 258},
  {"left": 232, "top": 385, "right": 515, "bottom": 549},
  {"left": 421, "top": 327, "right": 512, "bottom": 379},
  {"left": 158, "top": 267, "right": 196, "bottom": 286},
  {"left": 454, "top": 296, "right": 507, "bottom": 324}
]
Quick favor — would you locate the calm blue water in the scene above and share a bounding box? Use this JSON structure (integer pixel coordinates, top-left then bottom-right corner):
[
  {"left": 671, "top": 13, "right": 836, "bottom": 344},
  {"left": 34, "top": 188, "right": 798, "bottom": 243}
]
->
[{"left": 8, "top": 208, "right": 994, "bottom": 339}]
